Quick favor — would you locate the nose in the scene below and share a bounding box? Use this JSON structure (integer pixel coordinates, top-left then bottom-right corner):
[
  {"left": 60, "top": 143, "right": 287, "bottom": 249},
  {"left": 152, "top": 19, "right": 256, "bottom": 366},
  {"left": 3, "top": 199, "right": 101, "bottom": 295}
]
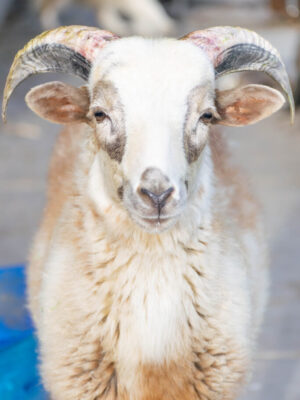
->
[
  {"left": 137, "top": 167, "right": 175, "bottom": 213},
  {"left": 140, "top": 187, "right": 174, "bottom": 213}
]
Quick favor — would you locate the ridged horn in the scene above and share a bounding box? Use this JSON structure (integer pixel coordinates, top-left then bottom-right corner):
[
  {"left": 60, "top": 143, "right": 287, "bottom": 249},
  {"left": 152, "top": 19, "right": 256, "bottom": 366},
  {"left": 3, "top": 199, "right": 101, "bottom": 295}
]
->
[
  {"left": 2, "top": 25, "right": 118, "bottom": 122},
  {"left": 181, "top": 26, "right": 295, "bottom": 123}
]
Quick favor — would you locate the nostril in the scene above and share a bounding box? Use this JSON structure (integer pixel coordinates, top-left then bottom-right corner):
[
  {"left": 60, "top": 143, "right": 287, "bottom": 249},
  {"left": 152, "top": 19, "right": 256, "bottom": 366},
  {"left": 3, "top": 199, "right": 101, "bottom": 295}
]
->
[
  {"left": 139, "top": 187, "right": 174, "bottom": 210},
  {"left": 140, "top": 187, "right": 159, "bottom": 205},
  {"left": 158, "top": 187, "right": 174, "bottom": 205}
]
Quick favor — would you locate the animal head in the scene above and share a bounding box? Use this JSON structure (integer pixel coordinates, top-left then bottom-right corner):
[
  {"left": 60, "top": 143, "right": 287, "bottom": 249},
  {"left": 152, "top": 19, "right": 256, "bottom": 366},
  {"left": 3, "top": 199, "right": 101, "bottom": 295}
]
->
[
  {"left": 2, "top": 26, "right": 294, "bottom": 233},
  {"left": 96, "top": 0, "right": 174, "bottom": 37}
]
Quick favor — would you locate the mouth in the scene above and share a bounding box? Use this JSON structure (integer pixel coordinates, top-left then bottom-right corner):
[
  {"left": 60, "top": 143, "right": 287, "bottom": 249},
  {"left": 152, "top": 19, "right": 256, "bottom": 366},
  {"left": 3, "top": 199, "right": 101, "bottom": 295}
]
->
[
  {"left": 141, "top": 216, "right": 171, "bottom": 225},
  {"left": 130, "top": 211, "right": 179, "bottom": 233}
]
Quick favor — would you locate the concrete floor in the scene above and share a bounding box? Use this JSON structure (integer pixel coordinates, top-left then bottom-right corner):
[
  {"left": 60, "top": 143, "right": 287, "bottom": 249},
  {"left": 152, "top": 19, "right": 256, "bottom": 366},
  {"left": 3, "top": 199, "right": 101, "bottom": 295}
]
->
[{"left": 0, "top": 3, "right": 299, "bottom": 399}]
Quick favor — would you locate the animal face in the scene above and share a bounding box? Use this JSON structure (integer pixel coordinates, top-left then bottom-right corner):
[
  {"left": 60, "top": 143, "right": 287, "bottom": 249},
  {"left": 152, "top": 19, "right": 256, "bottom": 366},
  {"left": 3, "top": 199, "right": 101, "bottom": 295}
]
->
[{"left": 88, "top": 39, "right": 216, "bottom": 232}]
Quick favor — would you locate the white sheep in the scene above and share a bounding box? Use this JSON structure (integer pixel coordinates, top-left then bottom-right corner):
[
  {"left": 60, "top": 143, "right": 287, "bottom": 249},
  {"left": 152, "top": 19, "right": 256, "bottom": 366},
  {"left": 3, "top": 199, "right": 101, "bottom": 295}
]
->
[
  {"left": 2, "top": 25, "right": 294, "bottom": 400},
  {"left": 33, "top": 0, "right": 174, "bottom": 36}
]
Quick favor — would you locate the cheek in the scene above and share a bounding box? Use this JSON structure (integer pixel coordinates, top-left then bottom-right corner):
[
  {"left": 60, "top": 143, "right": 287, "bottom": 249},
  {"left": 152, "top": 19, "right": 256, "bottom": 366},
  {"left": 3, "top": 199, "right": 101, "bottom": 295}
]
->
[
  {"left": 97, "top": 150, "right": 124, "bottom": 202},
  {"left": 184, "top": 124, "right": 209, "bottom": 164},
  {"left": 96, "top": 121, "right": 126, "bottom": 163},
  {"left": 185, "top": 147, "right": 209, "bottom": 198}
]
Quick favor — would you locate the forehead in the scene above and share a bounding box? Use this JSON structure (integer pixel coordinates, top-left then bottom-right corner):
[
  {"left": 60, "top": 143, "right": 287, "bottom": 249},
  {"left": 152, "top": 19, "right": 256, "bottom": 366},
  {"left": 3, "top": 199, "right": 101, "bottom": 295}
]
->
[{"left": 89, "top": 38, "right": 215, "bottom": 112}]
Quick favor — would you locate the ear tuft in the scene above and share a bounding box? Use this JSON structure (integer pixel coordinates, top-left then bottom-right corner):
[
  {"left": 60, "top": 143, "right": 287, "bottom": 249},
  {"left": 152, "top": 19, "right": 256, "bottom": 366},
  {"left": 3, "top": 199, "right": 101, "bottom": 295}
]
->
[
  {"left": 25, "top": 81, "right": 90, "bottom": 124},
  {"left": 216, "top": 84, "right": 285, "bottom": 127}
]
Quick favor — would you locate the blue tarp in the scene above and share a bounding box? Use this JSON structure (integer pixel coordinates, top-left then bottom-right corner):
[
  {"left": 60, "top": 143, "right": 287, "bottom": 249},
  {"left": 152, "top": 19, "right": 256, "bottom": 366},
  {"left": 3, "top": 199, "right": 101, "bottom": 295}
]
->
[{"left": 0, "top": 266, "right": 47, "bottom": 399}]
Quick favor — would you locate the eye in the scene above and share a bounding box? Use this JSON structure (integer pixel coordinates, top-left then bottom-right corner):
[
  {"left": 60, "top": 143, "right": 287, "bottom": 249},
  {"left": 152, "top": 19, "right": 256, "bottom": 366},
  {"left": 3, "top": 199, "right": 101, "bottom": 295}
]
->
[
  {"left": 199, "top": 111, "right": 214, "bottom": 124},
  {"left": 94, "top": 110, "right": 108, "bottom": 123},
  {"left": 117, "top": 9, "right": 133, "bottom": 23}
]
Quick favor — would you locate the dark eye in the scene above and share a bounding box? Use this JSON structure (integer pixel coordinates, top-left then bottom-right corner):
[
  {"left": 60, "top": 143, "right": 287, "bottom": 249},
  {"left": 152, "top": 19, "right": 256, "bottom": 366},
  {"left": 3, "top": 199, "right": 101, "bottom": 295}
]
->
[
  {"left": 199, "top": 111, "right": 214, "bottom": 124},
  {"left": 94, "top": 110, "right": 108, "bottom": 123},
  {"left": 117, "top": 9, "right": 133, "bottom": 23}
]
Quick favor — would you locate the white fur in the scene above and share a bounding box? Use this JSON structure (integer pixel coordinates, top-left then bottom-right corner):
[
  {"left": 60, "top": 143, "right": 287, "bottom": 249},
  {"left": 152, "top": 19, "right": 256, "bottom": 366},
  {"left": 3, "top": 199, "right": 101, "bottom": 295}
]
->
[{"left": 90, "top": 38, "right": 215, "bottom": 226}]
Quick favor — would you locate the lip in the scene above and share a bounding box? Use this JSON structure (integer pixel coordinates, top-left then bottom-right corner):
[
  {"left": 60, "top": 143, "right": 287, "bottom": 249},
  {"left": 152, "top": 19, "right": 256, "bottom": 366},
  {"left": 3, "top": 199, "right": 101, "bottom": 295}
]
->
[
  {"left": 128, "top": 210, "right": 181, "bottom": 232},
  {"left": 141, "top": 216, "right": 170, "bottom": 225},
  {"left": 134, "top": 211, "right": 181, "bottom": 229},
  {"left": 134, "top": 212, "right": 178, "bottom": 222}
]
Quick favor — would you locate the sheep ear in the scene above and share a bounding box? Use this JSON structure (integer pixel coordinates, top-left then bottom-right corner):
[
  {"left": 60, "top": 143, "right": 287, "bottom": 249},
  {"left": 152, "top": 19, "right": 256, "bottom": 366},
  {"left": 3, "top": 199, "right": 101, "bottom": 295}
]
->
[
  {"left": 215, "top": 84, "right": 285, "bottom": 126},
  {"left": 25, "top": 81, "right": 90, "bottom": 124}
]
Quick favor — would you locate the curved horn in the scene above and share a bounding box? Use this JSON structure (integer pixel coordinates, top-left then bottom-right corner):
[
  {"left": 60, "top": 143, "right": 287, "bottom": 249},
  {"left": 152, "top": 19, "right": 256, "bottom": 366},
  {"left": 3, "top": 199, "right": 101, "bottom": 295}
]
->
[
  {"left": 182, "top": 26, "right": 295, "bottom": 123},
  {"left": 2, "top": 25, "right": 118, "bottom": 121}
]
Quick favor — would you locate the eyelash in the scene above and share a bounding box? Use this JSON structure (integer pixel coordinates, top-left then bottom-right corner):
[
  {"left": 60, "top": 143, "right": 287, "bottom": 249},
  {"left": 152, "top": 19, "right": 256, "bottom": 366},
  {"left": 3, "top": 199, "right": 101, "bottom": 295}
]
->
[
  {"left": 199, "top": 111, "right": 214, "bottom": 124},
  {"left": 94, "top": 110, "right": 108, "bottom": 123}
]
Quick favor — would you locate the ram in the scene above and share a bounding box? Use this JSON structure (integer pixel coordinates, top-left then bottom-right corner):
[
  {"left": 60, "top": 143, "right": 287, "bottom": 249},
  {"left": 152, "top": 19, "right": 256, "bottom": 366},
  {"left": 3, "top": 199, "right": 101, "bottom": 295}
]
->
[
  {"left": 2, "top": 26, "right": 294, "bottom": 400},
  {"left": 33, "top": 0, "right": 173, "bottom": 36}
]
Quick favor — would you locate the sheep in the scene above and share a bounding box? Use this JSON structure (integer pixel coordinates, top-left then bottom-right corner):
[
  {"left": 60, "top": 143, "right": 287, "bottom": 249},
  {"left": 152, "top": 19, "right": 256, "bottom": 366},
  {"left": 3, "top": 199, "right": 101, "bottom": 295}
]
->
[
  {"left": 2, "top": 25, "right": 294, "bottom": 400},
  {"left": 33, "top": 0, "right": 174, "bottom": 36}
]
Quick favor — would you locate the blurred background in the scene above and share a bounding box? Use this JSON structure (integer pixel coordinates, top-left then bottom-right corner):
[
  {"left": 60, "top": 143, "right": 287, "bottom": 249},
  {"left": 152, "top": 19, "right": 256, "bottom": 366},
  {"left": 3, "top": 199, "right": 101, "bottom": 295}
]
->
[{"left": 0, "top": 0, "right": 299, "bottom": 399}]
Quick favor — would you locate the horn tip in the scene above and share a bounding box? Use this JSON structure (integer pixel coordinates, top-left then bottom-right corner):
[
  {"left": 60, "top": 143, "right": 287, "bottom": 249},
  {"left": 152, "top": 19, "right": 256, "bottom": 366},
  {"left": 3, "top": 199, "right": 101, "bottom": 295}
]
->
[
  {"left": 2, "top": 105, "right": 7, "bottom": 124},
  {"left": 290, "top": 110, "right": 295, "bottom": 125},
  {"left": 288, "top": 96, "right": 295, "bottom": 125},
  {"left": 2, "top": 96, "right": 8, "bottom": 123}
]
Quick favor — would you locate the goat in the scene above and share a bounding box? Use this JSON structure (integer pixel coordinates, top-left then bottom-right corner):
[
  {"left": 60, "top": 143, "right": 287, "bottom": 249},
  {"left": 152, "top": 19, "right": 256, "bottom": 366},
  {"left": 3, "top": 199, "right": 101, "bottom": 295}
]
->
[
  {"left": 2, "top": 25, "right": 294, "bottom": 400},
  {"left": 33, "top": 0, "right": 174, "bottom": 36}
]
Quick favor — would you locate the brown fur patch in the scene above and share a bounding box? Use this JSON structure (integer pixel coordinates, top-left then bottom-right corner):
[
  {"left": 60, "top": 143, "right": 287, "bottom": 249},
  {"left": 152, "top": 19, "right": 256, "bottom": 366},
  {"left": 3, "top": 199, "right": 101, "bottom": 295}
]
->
[
  {"left": 137, "top": 351, "right": 248, "bottom": 400},
  {"left": 184, "top": 84, "right": 216, "bottom": 163},
  {"left": 90, "top": 80, "right": 126, "bottom": 162},
  {"left": 138, "top": 362, "right": 197, "bottom": 400}
]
